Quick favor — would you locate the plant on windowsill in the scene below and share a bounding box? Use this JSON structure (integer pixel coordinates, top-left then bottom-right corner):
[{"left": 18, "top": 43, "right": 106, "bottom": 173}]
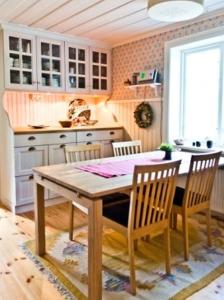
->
[{"left": 159, "top": 143, "right": 174, "bottom": 160}]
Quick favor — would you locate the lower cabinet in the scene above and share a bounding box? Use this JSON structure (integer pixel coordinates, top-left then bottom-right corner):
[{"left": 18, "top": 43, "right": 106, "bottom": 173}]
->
[{"left": 48, "top": 143, "right": 76, "bottom": 165}]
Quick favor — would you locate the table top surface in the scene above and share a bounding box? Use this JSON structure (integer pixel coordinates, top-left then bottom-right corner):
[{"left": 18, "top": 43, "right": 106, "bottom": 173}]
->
[{"left": 33, "top": 151, "right": 224, "bottom": 199}]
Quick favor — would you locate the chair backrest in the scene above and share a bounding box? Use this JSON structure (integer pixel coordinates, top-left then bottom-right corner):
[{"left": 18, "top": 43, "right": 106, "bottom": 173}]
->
[
  {"left": 129, "top": 160, "right": 181, "bottom": 233},
  {"left": 65, "top": 144, "right": 102, "bottom": 163},
  {"left": 112, "top": 140, "right": 142, "bottom": 157},
  {"left": 183, "top": 151, "right": 222, "bottom": 210}
]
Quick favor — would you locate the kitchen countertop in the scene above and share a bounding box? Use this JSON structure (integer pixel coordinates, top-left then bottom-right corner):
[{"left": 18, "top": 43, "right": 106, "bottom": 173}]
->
[{"left": 13, "top": 124, "right": 123, "bottom": 134}]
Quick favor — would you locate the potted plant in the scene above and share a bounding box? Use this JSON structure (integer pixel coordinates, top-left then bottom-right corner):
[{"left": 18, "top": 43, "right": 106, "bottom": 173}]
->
[{"left": 159, "top": 143, "right": 173, "bottom": 160}]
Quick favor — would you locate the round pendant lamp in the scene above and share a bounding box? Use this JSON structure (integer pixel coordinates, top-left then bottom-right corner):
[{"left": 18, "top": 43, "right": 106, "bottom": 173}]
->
[{"left": 148, "top": 0, "right": 204, "bottom": 22}]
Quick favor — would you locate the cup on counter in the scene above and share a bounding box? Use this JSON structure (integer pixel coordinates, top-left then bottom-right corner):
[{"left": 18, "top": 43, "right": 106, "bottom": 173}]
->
[
  {"left": 206, "top": 140, "right": 213, "bottom": 148},
  {"left": 196, "top": 141, "right": 201, "bottom": 147}
]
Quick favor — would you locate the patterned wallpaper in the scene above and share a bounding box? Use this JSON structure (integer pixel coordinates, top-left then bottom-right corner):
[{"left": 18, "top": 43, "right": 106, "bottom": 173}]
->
[{"left": 111, "top": 13, "right": 224, "bottom": 100}]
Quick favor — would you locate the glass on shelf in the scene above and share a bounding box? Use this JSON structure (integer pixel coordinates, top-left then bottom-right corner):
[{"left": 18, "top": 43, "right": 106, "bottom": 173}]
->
[
  {"left": 10, "top": 70, "right": 20, "bottom": 84},
  {"left": 101, "top": 66, "right": 107, "bottom": 77},
  {"left": 69, "top": 76, "right": 76, "bottom": 88},
  {"left": 52, "top": 74, "right": 61, "bottom": 87},
  {"left": 9, "top": 37, "right": 19, "bottom": 51},
  {"left": 22, "top": 55, "right": 32, "bottom": 69},
  {"left": 41, "top": 42, "right": 50, "bottom": 56},
  {"left": 52, "top": 60, "right": 60, "bottom": 72},
  {"left": 52, "top": 44, "right": 60, "bottom": 57},
  {"left": 93, "top": 65, "right": 99, "bottom": 76},
  {"left": 9, "top": 53, "right": 19, "bottom": 68},
  {"left": 101, "top": 53, "right": 107, "bottom": 64},
  {"left": 93, "top": 78, "right": 99, "bottom": 89},
  {"left": 93, "top": 51, "right": 99, "bottom": 63},
  {"left": 69, "top": 62, "right": 76, "bottom": 74},
  {"left": 22, "top": 39, "right": 31, "bottom": 53},
  {"left": 78, "top": 77, "right": 85, "bottom": 89},
  {"left": 78, "top": 49, "right": 85, "bottom": 61},
  {"left": 78, "top": 63, "right": 85, "bottom": 75},
  {"left": 22, "top": 71, "right": 32, "bottom": 85},
  {"left": 41, "top": 58, "right": 50, "bottom": 71},
  {"left": 42, "top": 73, "right": 50, "bottom": 86},
  {"left": 101, "top": 79, "right": 107, "bottom": 90},
  {"left": 69, "top": 47, "right": 76, "bottom": 60}
]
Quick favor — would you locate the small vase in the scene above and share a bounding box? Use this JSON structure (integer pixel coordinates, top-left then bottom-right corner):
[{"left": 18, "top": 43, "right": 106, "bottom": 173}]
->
[{"left": 163, "top": 151, "right": 172, "bottom": 160}]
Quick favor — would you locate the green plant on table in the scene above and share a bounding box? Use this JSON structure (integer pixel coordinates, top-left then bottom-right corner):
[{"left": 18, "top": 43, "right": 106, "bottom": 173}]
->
[{"left": 159, "top": 143, "right": 173, "bottom": 152}]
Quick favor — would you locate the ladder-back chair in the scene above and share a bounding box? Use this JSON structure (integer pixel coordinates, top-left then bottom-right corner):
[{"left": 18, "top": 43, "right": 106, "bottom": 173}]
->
[{"left": 112, "top": 140, "right": 142, "bottom": 157}]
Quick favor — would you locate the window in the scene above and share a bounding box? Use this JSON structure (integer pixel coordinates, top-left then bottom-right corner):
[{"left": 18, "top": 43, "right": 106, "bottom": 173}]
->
[{"left": 166, "top": 34, "right": 224, "bottom": 147}]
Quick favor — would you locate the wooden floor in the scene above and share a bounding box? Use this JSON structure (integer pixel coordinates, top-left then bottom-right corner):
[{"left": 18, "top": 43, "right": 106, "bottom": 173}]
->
[{"left": 0, "top": 202, "right": 87, "bottom": 300}]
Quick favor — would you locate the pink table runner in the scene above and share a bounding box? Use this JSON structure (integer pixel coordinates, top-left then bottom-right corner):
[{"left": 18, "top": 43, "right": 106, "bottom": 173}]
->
[{"left": 76, "top": 156, "right": 164, "bottom": 178}]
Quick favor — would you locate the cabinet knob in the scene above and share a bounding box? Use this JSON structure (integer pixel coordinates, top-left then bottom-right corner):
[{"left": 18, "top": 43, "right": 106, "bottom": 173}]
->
[
  {"left": 110, "top": 131, "right": 115, "bottom": 135},
  {"left": 110, "top": 140, "right": 114, "bottom": 143},
  {"left": 60, "top": 144, "right": 65, "bottom": 148},
  {"left": 28, "top": 136, "right": 36, "bottom": 141},
  {"left": 86, "top": 133, "right": 92, "bottom": 137},
  {"left": 28, "top": 146, "right": 36, "bottom": 151},
  {"left": 59, "top": 134, "right": 66, "bottom": 139},
  {"left": 86, "top": 142, "right": 92, "bottom": 145},
  {"left": 28, "top": 175, "right": 34, "bottom": 180}
]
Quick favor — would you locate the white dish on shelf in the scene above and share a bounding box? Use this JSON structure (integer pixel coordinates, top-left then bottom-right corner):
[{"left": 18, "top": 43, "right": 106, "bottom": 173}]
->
[{"left": 28, "top": 124, "right": 48, "bottom": 129}]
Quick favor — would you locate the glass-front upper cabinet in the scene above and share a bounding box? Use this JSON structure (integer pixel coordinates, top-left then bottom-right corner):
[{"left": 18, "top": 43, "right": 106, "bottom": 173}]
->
[
  {"left": 65, "top": 43, "right": 89, "bottom": 93},
  {"left": 37, "top": 38, "right": 64, "bottom": 91},
  {"left": 90, "top": 48, "right": 111, "bottom": 94},
  {"left": 4, "top": 32, "right": 37, "bottom": 90}
]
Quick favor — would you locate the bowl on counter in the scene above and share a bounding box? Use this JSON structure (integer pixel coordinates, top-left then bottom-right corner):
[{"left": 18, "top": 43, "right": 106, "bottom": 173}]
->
[{"left": 59, "top": 120, "right": 72, "bottom": 128}]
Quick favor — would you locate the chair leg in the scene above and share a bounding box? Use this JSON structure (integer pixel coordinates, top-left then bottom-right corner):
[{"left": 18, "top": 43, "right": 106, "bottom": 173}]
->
[
  {"left": 134, "top": 239, "right": 138, "bottom": 251},
  {"left": 182, "top": 214, "right": 189, "bottom": 261},
  {"left": 128, "top": 238, "right": 136, "bottom": 295},
  {"left": 69, "top": 202, "right": 74, "bottom": 241},
  {"left": 206, "top": 209, "right": 212, "bottom": 247},
  {"left": 164, "top": 227, "right": 171, "bottom": 275}
]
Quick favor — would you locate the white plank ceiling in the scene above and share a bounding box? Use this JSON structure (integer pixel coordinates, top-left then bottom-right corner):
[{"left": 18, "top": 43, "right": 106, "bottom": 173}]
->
[{"left": 0, "top": 0, "right": 223, "bottom": 46}]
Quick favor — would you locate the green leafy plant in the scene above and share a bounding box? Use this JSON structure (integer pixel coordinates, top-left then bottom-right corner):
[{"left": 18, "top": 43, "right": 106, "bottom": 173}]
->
[{"left": 159, "top": 143, "right": 173, "bottom": 152}]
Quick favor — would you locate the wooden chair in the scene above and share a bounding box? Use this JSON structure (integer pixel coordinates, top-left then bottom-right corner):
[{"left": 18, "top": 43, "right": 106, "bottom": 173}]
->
[
  {"left": 112, "top": 140, "right": 142, "bottom": 157},
  {"left": 103, "top": 160, "right": 181, "bottom": 295},
  {"left": 64, "top": 143, "right": 129, "bottom": 241},
  {"left": 172, "top": 151, "right": 222, "bottom": 261}
]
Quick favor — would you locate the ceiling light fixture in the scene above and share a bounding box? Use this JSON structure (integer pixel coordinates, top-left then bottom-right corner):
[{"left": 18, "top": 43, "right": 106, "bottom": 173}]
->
[{"left": 147, "top": 0, "right": 204, "bottom": 22}]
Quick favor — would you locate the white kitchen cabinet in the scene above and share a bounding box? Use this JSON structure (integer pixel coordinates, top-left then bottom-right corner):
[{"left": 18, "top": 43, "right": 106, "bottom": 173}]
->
[
  {"left": 90, "top": 47, "right": 111, "bottom": 94},
  {"left": 48, "top": 143, "right": 76, "bottom": 165},
  {"left": 65, "top": 42, "right": 89, "bottom": 93},
  {"left": 4, "top": 31, "right": 37, "bottom": 90},
  {"left": 37, "top": 37, "right": 65, "bottom": 92}
]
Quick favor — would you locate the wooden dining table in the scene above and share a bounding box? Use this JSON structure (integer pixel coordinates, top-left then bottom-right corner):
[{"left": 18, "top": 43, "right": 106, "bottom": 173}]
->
[{"left": 33, "top": 150, "right": 224, "bottom": 300}]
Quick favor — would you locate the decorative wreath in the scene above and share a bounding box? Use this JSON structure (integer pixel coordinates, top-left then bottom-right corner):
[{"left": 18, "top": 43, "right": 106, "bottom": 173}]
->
[{"left": 134, "top": 102, "right": 153, "bottom": 128}]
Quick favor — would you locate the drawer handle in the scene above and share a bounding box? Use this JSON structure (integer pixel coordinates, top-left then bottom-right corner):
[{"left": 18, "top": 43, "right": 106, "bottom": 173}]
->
[
  {"left": 28, "top": 175, "right": 33, "bottom": 180},
  {"left": 110, "top": 140, "right": 114, "bottom": 143},
  {"left": 28, "top": 146, "right": 36, "bottom": 151},
  {"left": 86, "top": 142, "right": 92, "bottom": 145},
  {"left": 110, "top": 131, "right": 115, "bottom": 135},
  {"left": 60, "top": 134, "right": 67, "bottom": 139},
  {"left": 28, "top": 136, "right": 36, "bottom": 141},
  {"left": 60, "top": 144, "right": 65, "bottom": 148},
  {"left": 86, "top": 133, "right": 92, "bottom": 137}
]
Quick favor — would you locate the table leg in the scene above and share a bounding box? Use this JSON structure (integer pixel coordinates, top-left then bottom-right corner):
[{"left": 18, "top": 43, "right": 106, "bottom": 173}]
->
[
  {"left": 88, "top": 199, "right": 102, "bottom": 300},
  {"left": 34, "top": 181, "right": 45, "bottom": 256}
]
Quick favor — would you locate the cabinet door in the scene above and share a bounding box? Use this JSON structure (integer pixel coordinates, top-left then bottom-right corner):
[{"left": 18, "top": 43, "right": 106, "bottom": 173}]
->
[
  {"left": 90, "top": 47, "right": 111, "bottom": 94},
  {"left": 15, "top": 145, "right": 48, "bottom": 176},
  {"left": 102, "top": 139, "right": 121, "bottom": 158},
  {"left": 49, "top": 143, "right": 76, "bottom": 165},
  {"left": 4, "top": 31, "right": 37, "bottom": 90},
  {"left": 65, "top": 43, "right": 89, "bottom": 93},
  {"left": 37, "top": 37, "right": 65, "bottom": 92}
]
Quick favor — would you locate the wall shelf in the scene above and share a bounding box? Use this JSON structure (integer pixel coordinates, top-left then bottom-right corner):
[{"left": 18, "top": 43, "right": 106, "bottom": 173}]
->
[{"left": 125, "top": 82, "right": 161, "bottom": 96}]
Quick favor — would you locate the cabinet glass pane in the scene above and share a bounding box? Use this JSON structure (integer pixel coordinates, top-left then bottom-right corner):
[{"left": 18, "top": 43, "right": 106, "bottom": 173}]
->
[
  {"left": 52, "top": 44, "right": 60, "bottom": 57},
  {"left": 22, "top": 55, "right": 32, "bottom": 69},
  {"left": 9, "top": 37, "right": 19, "bottom": 51},
  {"left": 78, "top": 63, "right": 85, "bottom": 75},
  {"left": 41, "top": 58, "right": 50, "bottom": 71},
  {"left": 52, "top": 74, "right": 61, "bottom": 87},
  {"left": 101, "top": 53, "right": 107, "bottom": 64},
  {"left": 93, "top": 78, "right": 99, "bottom": 89},
  {"left": 42, "top": 74, "right": 50, "bottom": 86},
  {"left": 9, "top": 53, "right": 19, "bottom": 68},
  {"left": 101, "top": 79, "right": 107, "bottom": 90},
  {"left": 22, "top": 39, "right": 31, "bottom": 53},
  {"left": 101, "top": 66, "right": 107, "bottom": 77},
  {"left": 93, "top": 51, "right": 99, "bottom": 63},
  {"left": 69, "top": 47, "right": 76, "bottom": 60},
  {"left": 78, "top": 77, "right": 85, "bottom": 89},
  {"left": 41, "top": 43, "right": 50, "bottom": 56},
  {"left": 93, "top": 65, "right": 99, "bottom": 76},
  {"left": 69, "top": 76, "right": 76, "bottom": 88},
  {"left": 22, "top": 71, "right": 32, "bottom": 85},
  {"left": 69, "top": 62, "right": 76, "bottom": 74},
  {"left": 10, "top": 70, "right": 20, "bottom": 84},
  {"left": 78, "top": 49, "right": 85, "bottom": 61},
  {"left": 52, "top": 60, "right": 60, "bottom": 72}
]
